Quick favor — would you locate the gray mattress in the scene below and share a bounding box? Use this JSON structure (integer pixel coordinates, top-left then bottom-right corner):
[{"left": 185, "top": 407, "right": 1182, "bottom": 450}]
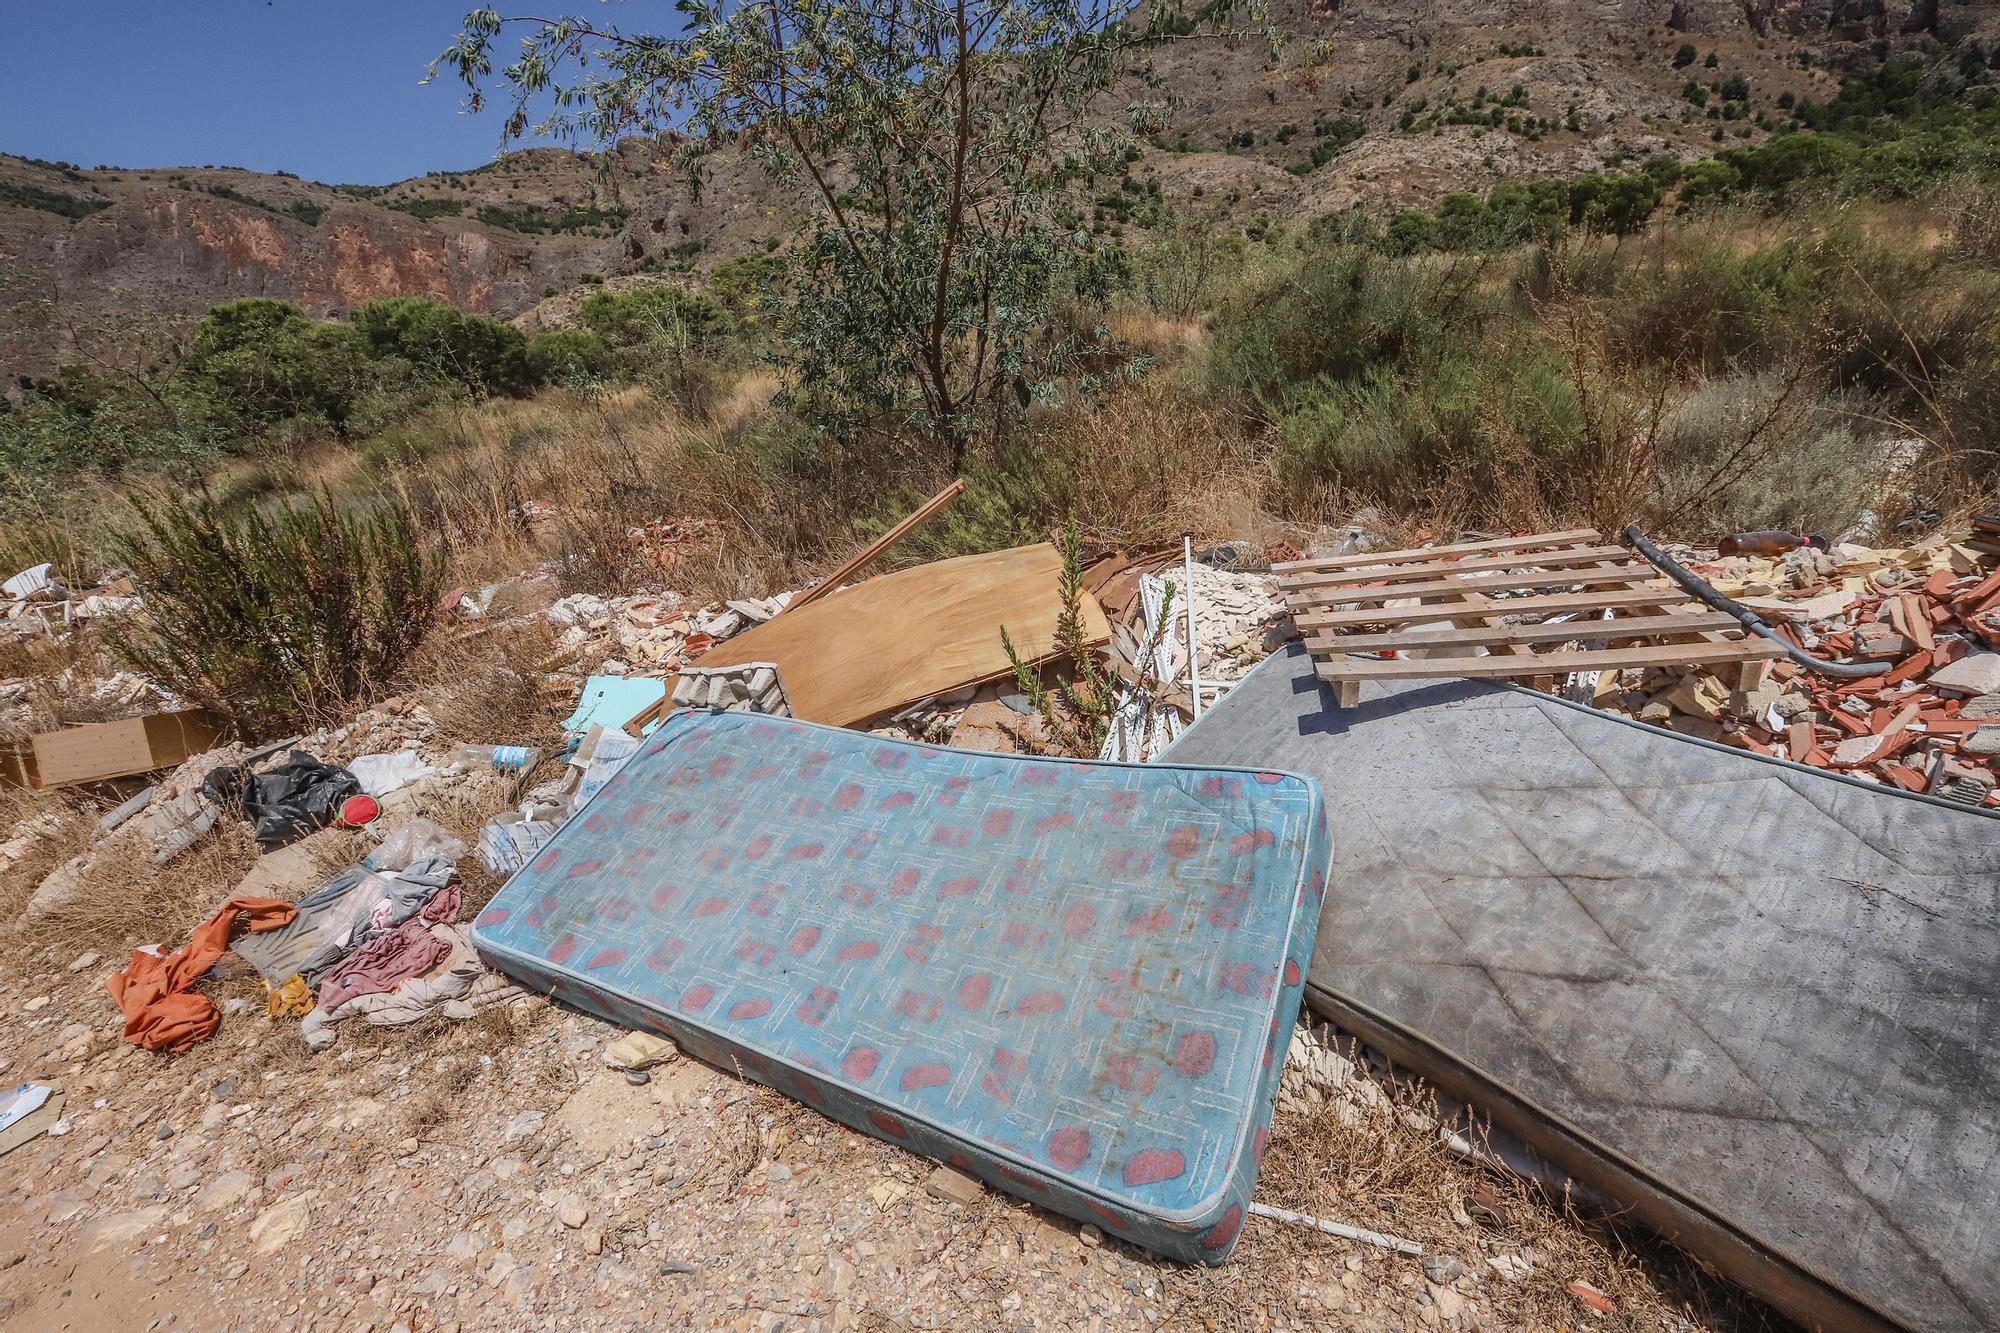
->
[{"left": 1166, "top": 644, "right": 2000, "bottom": 1332}]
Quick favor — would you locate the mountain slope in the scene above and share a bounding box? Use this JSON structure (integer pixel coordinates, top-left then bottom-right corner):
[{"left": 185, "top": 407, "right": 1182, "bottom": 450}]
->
[{"left": 0, "top": 0, "right": 1978, "bottom": 382}]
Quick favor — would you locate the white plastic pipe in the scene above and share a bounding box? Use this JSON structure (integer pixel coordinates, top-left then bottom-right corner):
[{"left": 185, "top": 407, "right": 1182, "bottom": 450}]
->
[
  {"left": 1248, "top": 1201, "right": 1423, "bottom": 1255},
  {"left": 1183, "top": 535, "right": 1202, "bottom": 720}
]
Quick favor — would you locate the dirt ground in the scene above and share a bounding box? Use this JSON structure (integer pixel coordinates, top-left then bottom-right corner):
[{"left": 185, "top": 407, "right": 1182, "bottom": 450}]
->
[{"left": 0, "top": 936, "right": 1770, "bottom": 1333}]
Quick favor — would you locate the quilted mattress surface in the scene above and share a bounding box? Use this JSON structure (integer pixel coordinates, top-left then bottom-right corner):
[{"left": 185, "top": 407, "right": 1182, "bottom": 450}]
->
[{"left": 472, "top": 710, "right": 1327, "bottom": 1262}]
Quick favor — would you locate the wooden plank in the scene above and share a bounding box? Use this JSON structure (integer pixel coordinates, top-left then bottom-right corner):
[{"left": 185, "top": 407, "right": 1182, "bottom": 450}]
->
[
  {"left": 1283, "top": 544, "right": 1630, "bottom": 592},
  {"left": 1297, "top": 585, "right": 1699, "bottom": 632},
  {"left": 1315, "top": 639, "right": 1785, "bottom": 683},
  {"left": 1272, "top": 528, "right": 1601, "bottom": 574},
  {"left": 1285, "top": 562, "right": 1657, "bottom": 609},
  {"left": 790, "top": 478, "right": 965, "bottom": 611},
  {"left": 1305, "top": 611, "right": 1747, "bottom": 655},
  {"left": 684, "top": 543, "right": 1108, "bottom": 728}
]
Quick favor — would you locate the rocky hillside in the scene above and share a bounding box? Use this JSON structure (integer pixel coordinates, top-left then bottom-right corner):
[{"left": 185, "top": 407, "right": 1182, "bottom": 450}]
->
[{"left": 0, "top": 0, "right": 1981, "bottom": 381}]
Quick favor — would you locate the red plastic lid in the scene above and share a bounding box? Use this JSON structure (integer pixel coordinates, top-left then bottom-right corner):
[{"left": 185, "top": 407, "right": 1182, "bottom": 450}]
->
[{"left": 339, "top": 794, "right": 380, "bottom": 826}]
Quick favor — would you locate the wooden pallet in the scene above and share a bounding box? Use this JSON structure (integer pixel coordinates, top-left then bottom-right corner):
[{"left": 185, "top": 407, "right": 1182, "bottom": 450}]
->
[{"left": 1276, "top": 529, "right": 1783, "bottom": 706}]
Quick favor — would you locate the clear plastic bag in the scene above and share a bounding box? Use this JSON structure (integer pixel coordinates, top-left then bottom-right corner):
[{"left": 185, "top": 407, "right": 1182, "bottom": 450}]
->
[{"left": 367, "top": 817, "right": 468, "bottom": 872}]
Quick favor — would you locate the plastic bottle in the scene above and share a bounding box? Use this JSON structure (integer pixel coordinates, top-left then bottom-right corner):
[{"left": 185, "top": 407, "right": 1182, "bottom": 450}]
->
[
  {"left": 452, "top": 743, "right": 543, "bottom": 773},
  {"left": 1717, "top": 531, "right": 1827, "bottom": 557}
]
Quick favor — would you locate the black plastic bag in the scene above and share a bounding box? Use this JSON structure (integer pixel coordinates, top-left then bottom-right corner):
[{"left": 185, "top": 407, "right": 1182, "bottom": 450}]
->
[{"left": 202, "top": 751, "right": 360, "bottom": 851}]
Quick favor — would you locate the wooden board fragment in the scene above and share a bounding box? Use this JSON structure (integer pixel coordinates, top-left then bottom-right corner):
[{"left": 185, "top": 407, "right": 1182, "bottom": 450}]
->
[
  {"left": 688, "top": 543, "right": 1108, "bottom": 728},
  {"left": 1313, "top": 639, "right": 1784, "bottom": 682},
  {"left": 1272, "top": 529, "right": 1603, "bottom": 574},
  {"left": 1296, "top": 586, "right": 1698, "bottom": 632},
  {"left": 1284, "top": 562, "right": 1656, "bottom": 610},
  {"left": 1305, "top": 611, "right": 1747, "bottom": 655},
  {"left": 1282, "top": 543, "right": 1630, "bottom": 591},
  {"left": 11, "top": 710, "right": 225, "bottom": 790}
]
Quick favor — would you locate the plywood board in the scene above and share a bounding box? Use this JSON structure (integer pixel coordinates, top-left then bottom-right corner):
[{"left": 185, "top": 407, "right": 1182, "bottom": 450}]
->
[{"left": 690, "top": 543, "right": 1109, "bottom": 727}]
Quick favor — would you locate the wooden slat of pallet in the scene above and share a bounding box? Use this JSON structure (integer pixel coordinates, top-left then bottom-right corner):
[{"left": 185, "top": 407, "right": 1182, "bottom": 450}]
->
[
  {"left": 1272, "top": 528, "right": 1602, "bottom": 574},
  {"left": 1295, "top": 585, "right": 1697, "bottom": 632},
  {"left": 1285, "top": 562, "right": 1656, "bottom": 610},
  {"left": 1315, "top": 638, "right": 1785, "bottom": 682},
  {"left": 1305, "top": 611, "right": 1747, "bottom": 655},
  {"left": 1283, "top": 544, "right": 1631, "bottom": 592}
]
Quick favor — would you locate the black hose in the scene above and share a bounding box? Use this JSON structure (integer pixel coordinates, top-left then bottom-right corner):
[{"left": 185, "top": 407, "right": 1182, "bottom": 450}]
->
[{"left": 1622, "top": 524, "right": 1886, "bottom": 679}]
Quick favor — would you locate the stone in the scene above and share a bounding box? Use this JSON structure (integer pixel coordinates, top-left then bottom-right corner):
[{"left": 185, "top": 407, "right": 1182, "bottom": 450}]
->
[
  {"left": 1079, "top": 1225, "right": 1104, "bottom": 1249},
  {"left": 582, "top": 1229, "right": 604, "bottom": 1256},
  {"left": 502, "top": 1111, "right": 545, "bottom": 1143},
  {"left": 623, "top": 1071, "right": 650, "bottom": 1087},
  {"left": 1931, "top": 653, "right": 2000, "bottom": 696},
  {"left": 0, "top": 1252, "right": 22, "bottom": 1271},
  {"left": 558, "top": 1198, "right": 588, "bottom": 1229},
  {"left": 444, "top": 1231, "right": 487, "bottom": 1262},
  {"left": 1832, "top": 734, "right": 1884, "bottom": 767},
  {"left": 1723, "top": 678, "right": 1785, "bottom": 717},
  {"left": 1422, "top": 1254, "right": 1462, "bottom": 1285},
  {"left": 77, "top": 1206, "right": 167, "bottom": 1253},
  {"left": 67, "top": 951, "right": 100, "bottom": 973},
  {"left": 23, "top": 996, "right": 49, "bottom": 1013},
  {"left": 1772, "top": 691, "right": 1813, "bottom": 719},
  {"left": 1959, "top": 693, "right": 2000, "bottom": 721},
  {"left": 44, "top": 1192, "right": 89, "bottom": 1225},
  {"left": 153, "top": 1122, "right": 174, "bottom": 1140},
  {"left": 1964, "top": 725, "right": 2000, "bottom": 757},
  {"left": 249, "top": 1192, "right": 315, "bottom": 1253},
  {"left": 865, "top": 1180, "right": 910, "bottom": 1209},
  {"left": 602, "top": 1031, "right": 678, "bottom": 1071},
  {"left": 1659, "top": 672, "right": 1728, "bottom": 721}
]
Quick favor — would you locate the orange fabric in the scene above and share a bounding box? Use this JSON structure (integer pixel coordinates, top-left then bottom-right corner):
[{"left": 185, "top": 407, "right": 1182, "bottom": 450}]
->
[{"left": 106, "top": 896, "right": 297, "bottom": 1054}]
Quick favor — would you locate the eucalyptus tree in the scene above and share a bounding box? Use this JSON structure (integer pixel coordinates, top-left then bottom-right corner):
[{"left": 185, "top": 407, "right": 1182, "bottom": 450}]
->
[{"left": 439, "top": 0, "right": 1245, "bottom": 460}]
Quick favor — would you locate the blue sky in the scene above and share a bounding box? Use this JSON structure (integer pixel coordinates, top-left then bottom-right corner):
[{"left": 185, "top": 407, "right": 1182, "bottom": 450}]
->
[{"left": 0, "top": 2, "right": 582, "bottom": 184}]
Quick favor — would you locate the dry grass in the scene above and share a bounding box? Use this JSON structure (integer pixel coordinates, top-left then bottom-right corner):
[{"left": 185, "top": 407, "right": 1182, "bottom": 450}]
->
[
  {"left": 400, "top": 618, "right": 567, "bottom": 751},
  {"left": 0, "top": 630, "right": 145, "bottom": 742},
  {"left": 14, "top": 814, "right": 261, "bottom": 958},
  {"left": 0, "top": 787, "right": 94, "bottom": 923},
  {"left": 1162, "top": 1032, "right": 1773, "bottom": 1331}
]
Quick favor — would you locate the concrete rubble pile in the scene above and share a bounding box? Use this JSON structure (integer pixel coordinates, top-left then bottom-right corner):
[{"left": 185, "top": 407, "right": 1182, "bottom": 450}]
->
[{"left": 1593, "top": 528, "right": 2000, "bottom": 804}]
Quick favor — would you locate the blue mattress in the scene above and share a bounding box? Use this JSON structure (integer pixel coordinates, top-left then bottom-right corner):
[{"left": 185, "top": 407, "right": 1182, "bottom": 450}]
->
[{"left": 472, "top": 710, "right": 1327, "bottom": 1262}]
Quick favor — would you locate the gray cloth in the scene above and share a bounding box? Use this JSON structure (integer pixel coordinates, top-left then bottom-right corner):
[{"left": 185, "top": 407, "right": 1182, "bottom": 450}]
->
[
  {"left": 230, "top": 856, "right": 457, "bottom": 985},
  {"left": 1165, "top": 644, "right": 2000, "bottom": 1333}
]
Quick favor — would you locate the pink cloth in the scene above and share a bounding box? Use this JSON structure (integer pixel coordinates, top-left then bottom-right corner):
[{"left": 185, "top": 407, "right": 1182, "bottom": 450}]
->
[{"left": 314, "top": 882, "right": 461, "bottom": 1011}]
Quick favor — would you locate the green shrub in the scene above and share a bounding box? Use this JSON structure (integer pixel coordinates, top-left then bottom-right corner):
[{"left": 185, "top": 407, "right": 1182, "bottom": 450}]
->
[
  {"left": 578, "top": 284, "right": 727, "bottom": 350},
  {"left": 525, "top": 328, "right": 612, "bottom": 385},
  {"left": 389, "top": 196, "right": 467, "bottom": 219},
  {"left": 190, "top": 300, "right": 373, "bottom": 428},
  {"left": 1204, "top": 243, "right": 1494, "bottom": 407},
  {"left": 0, "top": 180, "right": 110, "bottom": 219},
  {"left": 350, "top": 296, "right": 531, "bottom": 396},
  {"left": 106, "top": 491, "right": 448, "bottom": 733}
]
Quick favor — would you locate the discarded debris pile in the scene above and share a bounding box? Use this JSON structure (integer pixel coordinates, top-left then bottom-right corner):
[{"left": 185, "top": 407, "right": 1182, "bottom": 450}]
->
[
  {"left": 0, "top": 561, "right": 144, "bottom": 644},
  {"left": 1599, "top": 528, "right": 2000, "bottom": 802}
]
